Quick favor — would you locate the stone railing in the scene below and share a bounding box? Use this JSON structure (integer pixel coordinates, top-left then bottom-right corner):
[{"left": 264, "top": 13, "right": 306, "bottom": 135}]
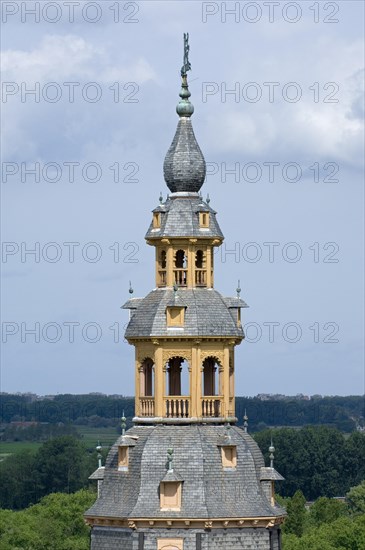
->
[
  {"left": 195, "top": 269, "right": 207, "bottom": 286},
  {"left": 140, "top": 397, "right": 155, "bottom": 417},
  {"left": 201, "top": 397, "right": 223, "bottom": 417},
  {"left": 164, "top": 396, "right": 190, "bottom": 418},
  {"left": 158, "top": 270, "right": 167, "bottom": 286},
  {"left": 173, "top": 269, "right": 188, "bottom": 286}
]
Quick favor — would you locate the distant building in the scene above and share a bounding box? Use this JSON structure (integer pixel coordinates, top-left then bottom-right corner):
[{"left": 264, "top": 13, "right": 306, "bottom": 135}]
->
[
  {"left": 85, "top": 37, "right": 286, "bottom": 550},
  {"left": 256, "top": 393, "right": 310, "bottom": 401}
]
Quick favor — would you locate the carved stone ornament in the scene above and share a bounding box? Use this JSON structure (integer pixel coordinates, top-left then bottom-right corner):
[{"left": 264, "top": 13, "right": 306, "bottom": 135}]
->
[
  {"left": 200, "top": 351, "right": 224, "bottom": 365},
  {"left": 163, "top": 350, "right": 192, "bottom": 363},
  {"left": 128, "top": 520, "right": 136, "bottom": 530}
]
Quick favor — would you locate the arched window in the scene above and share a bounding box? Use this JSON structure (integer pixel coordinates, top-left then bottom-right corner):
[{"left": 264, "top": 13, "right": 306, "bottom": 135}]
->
[
  {"left": 174, "top": 250, "right": 187, "bottom": 286},
  {"left": 141, "top": 358, "right": 154, "bottom": 396},
  {"left": 165, "top": 357, "right": 190, "bottom": 418},
  {"left": 202, "top": 357, "right": 219, "bottom": 396},
  {"left": 201, "top": 357, "right": 221, "bottom": 417},
  {"left": 158, "top": 250, "right": 167, "bottom": 286},
  {"left": 160, "top": 250, "right": 167, "bottom": 269},
  {"left": 175, "top": 250, "right": 187, "bottom": 268},
  {"left": 195, "top": 249, "right": 206, "bottom": 286},
  {"left": 166, "top": 357, "right": 189, "bottom": 396},
  {"left": 195, "top": 250, "right": 204, "bottom": 268}
]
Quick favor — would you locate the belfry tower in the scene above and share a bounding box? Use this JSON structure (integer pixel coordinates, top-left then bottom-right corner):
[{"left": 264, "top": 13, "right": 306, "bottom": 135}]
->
[{"left": 85, "top": 35, "right": 286, "bottom": 550}]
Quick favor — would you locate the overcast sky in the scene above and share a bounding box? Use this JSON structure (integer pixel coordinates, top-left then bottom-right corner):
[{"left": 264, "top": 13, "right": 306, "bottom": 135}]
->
[{"left": 1, "top": 0, "right": 364, "bottom": 398}]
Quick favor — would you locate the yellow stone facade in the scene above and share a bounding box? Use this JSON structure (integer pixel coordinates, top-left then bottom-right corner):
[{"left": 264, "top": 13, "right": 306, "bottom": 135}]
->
[
  {"left": 127, "top": 231, "right": 241, "bottom": 423},
  {"left": 149, "top": 236, "right": 222, "bottom": 290}
]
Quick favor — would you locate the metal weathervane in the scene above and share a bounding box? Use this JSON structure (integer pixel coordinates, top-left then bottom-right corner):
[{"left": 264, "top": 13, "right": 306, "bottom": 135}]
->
[{"left": 181, "top": 32, "right": 191, "bottom": 76}]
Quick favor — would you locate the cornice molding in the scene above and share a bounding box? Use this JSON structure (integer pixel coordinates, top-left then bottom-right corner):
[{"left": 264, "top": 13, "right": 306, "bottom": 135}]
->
[{"left": 85, "top": 515, "right": 286, "bottom": 530}]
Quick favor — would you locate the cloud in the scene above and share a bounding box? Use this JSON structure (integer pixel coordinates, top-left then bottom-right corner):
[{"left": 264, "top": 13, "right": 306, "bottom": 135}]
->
[
  {"left": 1, "top": 34, "right": 156, "bottom": 84},
  {"left": 2, "top": 35, "right": 98, "bottom": 81},
  {"left": 202, "top": 67, "right": 364, "bottom": 165}
]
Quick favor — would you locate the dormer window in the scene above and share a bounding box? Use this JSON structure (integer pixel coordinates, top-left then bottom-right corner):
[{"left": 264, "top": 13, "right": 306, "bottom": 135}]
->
[
  {"left": 199, "top": 212, "right": 209, "bottom": 228},
  {"left": 167, "top": 307, "right": 185, "bottom": 327},
  {"left": 153, "top": 212, "right": 161, "bottom": 228},
  {"left": 160, "top": 481, "right": 182, "bottom": 511},
  {"left": 118, "top": 446, "right": 129, "bottom": 471},
  {"left": 221, "top": 445, "right": 237, "bottom": 469}
]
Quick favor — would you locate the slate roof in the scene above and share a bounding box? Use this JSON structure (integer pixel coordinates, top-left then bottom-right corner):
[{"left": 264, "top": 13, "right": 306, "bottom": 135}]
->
[
  {"left": 122, "top": 288, "right": 247, "bottom": 339},
  {"left": 89, "top": 467, "right": 105, "bottom": 481},
  {"left": 85, "top": 425, "right": 286, "bottom": 521},
  {"left": 260, "top": 468, "right": 285, "bottom": 481},
  {"left": 145, "top": 195, "right": 224, "bottom": 240},
  {"left": 223, "top": 297, "right": 248, "bottom": 309},
  {"left": 161, "top": 470, "right": 184, "bottom": 483},
  {"left": 122, "top": 298, "right": 143, "bottom": 310},
  {"left": 163, "top": 117, "right": 206, "bottom": 193}
]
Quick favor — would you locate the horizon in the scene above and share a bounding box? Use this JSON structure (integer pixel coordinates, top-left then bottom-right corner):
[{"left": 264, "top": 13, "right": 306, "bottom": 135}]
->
[{"left": 2, "top": 391, "right": 363, "bottom": 398}]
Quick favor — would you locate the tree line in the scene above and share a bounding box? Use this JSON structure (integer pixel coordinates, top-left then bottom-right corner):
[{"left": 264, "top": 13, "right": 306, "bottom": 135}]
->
[
  {"left": 254, "top": 427, "right": 365, "bottom": 500},
  {"left": 0, "top": 436, "right": 104, "bottom": 510},
  {"left": 0, "top": 490, "right": 95, "bottom": 550},
  {"left": 1, "top": 393, "right": 363, "bottom": 432},
  {"left": 280, "top": 482, "right": 365, "bottom": 549},
  {"left": 0, "top": 483, "right": 364, "bottom": 549},
  {"left": 1, "top": 427, "right": 364, "bottom": 510}
]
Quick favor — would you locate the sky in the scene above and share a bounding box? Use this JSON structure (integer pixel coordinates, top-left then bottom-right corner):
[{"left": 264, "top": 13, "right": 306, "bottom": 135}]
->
[{"left": 1, "top": 0, "right": 364, "bottom": 398}]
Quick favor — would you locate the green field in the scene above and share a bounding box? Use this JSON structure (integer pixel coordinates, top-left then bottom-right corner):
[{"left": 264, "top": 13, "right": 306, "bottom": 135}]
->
[
  {"left": 76, "top": 426, "right": 119, "bottom": 449},
  {"left": 0, "top": 427, "right": 118, "bottom": 461},
  {"left": 0, "top": 441, "right": 42, "bottom": 461}
]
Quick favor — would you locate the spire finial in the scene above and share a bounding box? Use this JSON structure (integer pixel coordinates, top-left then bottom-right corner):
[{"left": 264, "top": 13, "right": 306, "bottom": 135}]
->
[
  {"left": 159, "top": 192, "right": 163, "bottom": 203},
  {"left": 167, "top": 447, "right": 174, "bottom": 472},
  {"left": 243, "top": 409, "right": 248, "bottom": 433},
  {"left": 121, "top": 411, "right": 126, "bottom": 437},
  {"left": 164, "top": 34, "right": 206, "bottom": 193},
  {"left": 177, "top": 33, "right": 194, "bottom": 118},
  {"left": 269, "top": 437, "right": 275, "bottom": 468},
  {"left": 225, "top": 422, "right": 232, "bottom": 441},
  {"left": 236, "top": 279, "right": 241, "bottom": 298},
  {"left": 206, "top": 193, "right": 210, "bottom": 204},
  {"left": 129, "top": 281, "right": 134, "bottom": 295},
  {"left": 181, "top": 32, "right": 191, "bottom": 77},
  {"left": 96, "top": 441, "right": 102, "bottom": 468}
]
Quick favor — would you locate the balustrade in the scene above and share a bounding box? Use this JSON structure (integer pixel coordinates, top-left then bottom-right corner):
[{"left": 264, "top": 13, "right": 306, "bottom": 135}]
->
[
  {"left": 140, "top": 397, "right": 155, "bottom": 417},
  {"left": 158, "top": 270, "right": 167, "bottom": 286},
  {"left": 164, "top": 396, "right": 190, "bottom": 418},
  {"left": 201, "top": 397, "right": 223, "bottom": 417},
  {"left": 173, "top": 269, "right": 188, "bottom": 286},
  {"left": 195, "top": 269, "right": 207, "bottom": 286}
]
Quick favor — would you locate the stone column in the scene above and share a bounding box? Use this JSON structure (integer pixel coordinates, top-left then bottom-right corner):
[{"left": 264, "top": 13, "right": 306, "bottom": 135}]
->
[
  {"left": 135, "top": 348, "right": 141, "bottom": 417},
  {"left": 223, "top": 345, "right": 230, "bottom": 418},
  {"left": 191, "top": 343, "right": 199, "bottom": 418},
  {"left": 154, "top": 344, "right": 164, "bottom": 417}
]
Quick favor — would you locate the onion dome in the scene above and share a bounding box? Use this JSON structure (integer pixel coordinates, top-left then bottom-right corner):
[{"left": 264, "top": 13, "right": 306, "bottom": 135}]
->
[{"left": 163, "top": 35, "right": 206, "bottom": 194}]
